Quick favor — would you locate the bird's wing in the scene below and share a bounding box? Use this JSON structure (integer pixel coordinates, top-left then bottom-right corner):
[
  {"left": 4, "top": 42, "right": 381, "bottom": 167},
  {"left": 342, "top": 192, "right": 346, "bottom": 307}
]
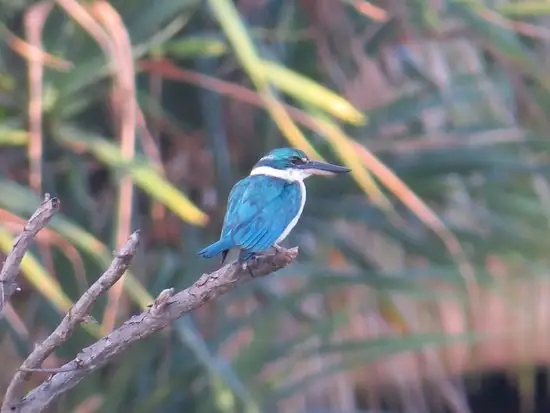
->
[
  {"left": 221, "top": 175, "right": 302, "bottom": 252},
  {"left": 220, "top": 178, "right": 250, "bottom": 240}
]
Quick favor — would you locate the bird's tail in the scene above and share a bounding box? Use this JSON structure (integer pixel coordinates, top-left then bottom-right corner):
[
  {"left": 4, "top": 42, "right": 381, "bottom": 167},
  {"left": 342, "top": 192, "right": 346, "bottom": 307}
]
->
[{"left": 197, "top": 237, "right": 233, "bottom": 259}]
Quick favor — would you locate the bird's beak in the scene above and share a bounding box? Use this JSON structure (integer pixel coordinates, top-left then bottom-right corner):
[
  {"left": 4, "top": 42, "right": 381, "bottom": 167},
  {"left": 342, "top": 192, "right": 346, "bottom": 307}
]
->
[{"left": 296, "top": 160, "right": 351, "bottom": 176}]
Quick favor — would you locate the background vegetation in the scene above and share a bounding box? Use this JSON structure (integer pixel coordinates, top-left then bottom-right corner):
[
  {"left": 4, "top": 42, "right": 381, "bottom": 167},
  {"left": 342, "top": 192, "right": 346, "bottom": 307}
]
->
[{"left": 2, "top": 0, "right": 550, "bottom": 412}]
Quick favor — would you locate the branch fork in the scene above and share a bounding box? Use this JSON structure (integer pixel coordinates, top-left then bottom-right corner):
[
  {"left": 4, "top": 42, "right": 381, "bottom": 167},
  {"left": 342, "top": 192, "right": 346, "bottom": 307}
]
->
[{"left": 0, "top": 196, "right": 298, "bottom": 413}]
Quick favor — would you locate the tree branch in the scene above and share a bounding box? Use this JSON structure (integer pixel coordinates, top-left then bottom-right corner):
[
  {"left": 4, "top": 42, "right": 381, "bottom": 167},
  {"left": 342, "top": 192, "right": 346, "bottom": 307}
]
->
[
  {"left": 0, "top": 194, "right": 60, "bottom": 315},
  {"left": 1, "top": 231, "right": 141, "bottom": 412},
  {"left": 8, "top": 246, "right": 298, "bottom": 413}
]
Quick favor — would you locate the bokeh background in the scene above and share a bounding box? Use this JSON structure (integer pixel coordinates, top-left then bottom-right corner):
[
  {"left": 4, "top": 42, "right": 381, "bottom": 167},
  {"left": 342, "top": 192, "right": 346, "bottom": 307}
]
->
[{"left": 2, "top": 0, "right": 550, "bottom": 412}]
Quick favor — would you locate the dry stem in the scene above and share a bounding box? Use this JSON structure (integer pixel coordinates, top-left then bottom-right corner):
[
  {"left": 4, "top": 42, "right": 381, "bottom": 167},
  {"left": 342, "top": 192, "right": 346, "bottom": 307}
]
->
[
  {"left": 5, "top": 245, "right": 298, "bottom": 413},
  {"left": 2, "top": 231, "right": 141, "bottom": 412}
]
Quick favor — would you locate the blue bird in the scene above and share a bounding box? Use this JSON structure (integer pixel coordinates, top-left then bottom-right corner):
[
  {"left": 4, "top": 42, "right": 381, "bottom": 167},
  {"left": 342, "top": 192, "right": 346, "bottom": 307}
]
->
[{"left": 197, "top": 148, "right": 351, "bottom": 265}]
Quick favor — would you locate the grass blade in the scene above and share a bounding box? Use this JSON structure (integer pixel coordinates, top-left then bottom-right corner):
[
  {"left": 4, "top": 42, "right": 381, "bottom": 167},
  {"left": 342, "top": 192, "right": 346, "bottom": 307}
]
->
[
  {"left": 207, "top": 0, "right": 322, "bottom": 159},
  {"left": 262, "top": 60, "right": 365, "bottom": 125}
]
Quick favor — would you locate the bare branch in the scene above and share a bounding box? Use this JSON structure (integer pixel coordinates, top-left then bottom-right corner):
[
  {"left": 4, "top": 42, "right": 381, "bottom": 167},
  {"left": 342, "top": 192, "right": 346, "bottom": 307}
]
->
[
  {"left": 8, "top": 247, "right": 298, "bottom": 413},
  {"left": 17, "top": 367, "right": 81, "bottom": 374},
  {"left": 0, "top": 194, "right": 60, "bottom": 314},
  {"left": 1, "top": 231, "right": 141, "bottom": 412}
]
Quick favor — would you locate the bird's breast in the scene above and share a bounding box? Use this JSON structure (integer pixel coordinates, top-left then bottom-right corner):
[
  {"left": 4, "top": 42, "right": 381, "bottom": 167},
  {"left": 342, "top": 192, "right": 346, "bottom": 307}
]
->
[{"left": 276, "top": 180, "right": 306, "bottom": 243}]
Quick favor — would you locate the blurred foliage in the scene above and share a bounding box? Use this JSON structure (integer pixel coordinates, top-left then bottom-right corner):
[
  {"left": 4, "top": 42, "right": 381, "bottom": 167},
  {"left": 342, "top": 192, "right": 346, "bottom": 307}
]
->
[{"left": 2, "top": 0, "right": 550, "bottom": 412}]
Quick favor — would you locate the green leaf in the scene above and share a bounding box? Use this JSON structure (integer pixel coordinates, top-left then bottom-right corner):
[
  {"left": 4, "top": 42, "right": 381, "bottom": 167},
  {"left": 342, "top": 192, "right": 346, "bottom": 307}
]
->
[{"left": 154, "top": 36, "right": 228, "bottom": 58}]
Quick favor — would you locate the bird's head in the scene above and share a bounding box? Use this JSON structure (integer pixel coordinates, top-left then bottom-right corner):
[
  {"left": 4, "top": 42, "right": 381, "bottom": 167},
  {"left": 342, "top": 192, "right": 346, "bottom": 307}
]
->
[{"left": 251, "top": 148, "right": 351, "bottom": 181}]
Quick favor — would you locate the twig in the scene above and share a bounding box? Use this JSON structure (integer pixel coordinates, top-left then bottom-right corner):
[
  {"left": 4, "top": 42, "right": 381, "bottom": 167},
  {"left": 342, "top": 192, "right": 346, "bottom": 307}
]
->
[
  {"left": 25, "top": 0, "right": 53, "bottom": 194},
  {"left": 0, "top": 194, "right": 60, "bottom": 315},
  {"left": 89, "top": 1, "right": 138, "bottom": 333},
  {"left": 1, "top": 231, "right": 141, "bottom": 413},
  {"left": 17, "top": 367, "right": 84, "bottom": 374},
  {"left": 8, "top": 247, "right": 298, "bottom": 413}
]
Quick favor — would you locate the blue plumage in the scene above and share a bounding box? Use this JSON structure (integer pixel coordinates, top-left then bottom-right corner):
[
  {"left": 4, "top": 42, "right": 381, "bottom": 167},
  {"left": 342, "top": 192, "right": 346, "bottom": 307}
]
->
[
  {"left": 198, "top": 147, "right": 351, "bottom": 264},
  {"left": 198, "top": 175, "right": 301, "bottom": 262}
]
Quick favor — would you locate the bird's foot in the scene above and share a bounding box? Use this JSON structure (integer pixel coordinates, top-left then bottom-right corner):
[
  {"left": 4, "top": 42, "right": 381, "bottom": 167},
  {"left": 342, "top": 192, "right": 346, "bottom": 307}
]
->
[
  {"left": 220, "top": 250, "right": 229, "bottom": 265},
  {"left": 240, "top": 254, "right": 258, "bottom": 277},
  {"left": 273, "top": 244, "right": 284, "bottom": 254}
]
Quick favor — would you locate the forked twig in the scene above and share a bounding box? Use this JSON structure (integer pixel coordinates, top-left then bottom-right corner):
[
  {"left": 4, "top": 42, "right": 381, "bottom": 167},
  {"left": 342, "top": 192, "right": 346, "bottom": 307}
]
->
[
  {"left": 6, "top": 246, "right": 298, "bottom": 413},
  {"left": 2, "top": 231, "right": 141, "bottom": 412}
]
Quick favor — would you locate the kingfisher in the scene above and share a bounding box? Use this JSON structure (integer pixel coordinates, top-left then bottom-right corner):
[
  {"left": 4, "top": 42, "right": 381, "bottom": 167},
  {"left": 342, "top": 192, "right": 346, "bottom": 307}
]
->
[{"left": 197, "top": 147, "right": 351, "bottom": 265}]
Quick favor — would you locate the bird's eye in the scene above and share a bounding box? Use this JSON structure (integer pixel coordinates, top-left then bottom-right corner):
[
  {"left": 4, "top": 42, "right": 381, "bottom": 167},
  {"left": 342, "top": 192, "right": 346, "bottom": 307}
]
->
[{"left": 291, "top": 156, "right": 306, "bottom": 165}]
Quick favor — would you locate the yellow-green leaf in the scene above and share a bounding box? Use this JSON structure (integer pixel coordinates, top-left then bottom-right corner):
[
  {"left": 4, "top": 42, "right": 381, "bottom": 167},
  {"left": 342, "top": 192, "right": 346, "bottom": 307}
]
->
[
  {"left": 0, "top": 127, "right": 28, "bottom": 146},
  {"left": 262, "top": 60, "right": 365, "bottom": 125},
  {"left": 307, "top": 108, "right": 394, "bottom": 213},
  {"left": 207, "top": 0, "right": 267, "bottom": 86},
  {"left": 156, "top": 36, "right": 228, "bottom": 58},
  {"left": 498, "top": 2, "right": 550, "bottom": 17},
  {"left": 207, "top": 0, "right": 322, "bottom": 159}
]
